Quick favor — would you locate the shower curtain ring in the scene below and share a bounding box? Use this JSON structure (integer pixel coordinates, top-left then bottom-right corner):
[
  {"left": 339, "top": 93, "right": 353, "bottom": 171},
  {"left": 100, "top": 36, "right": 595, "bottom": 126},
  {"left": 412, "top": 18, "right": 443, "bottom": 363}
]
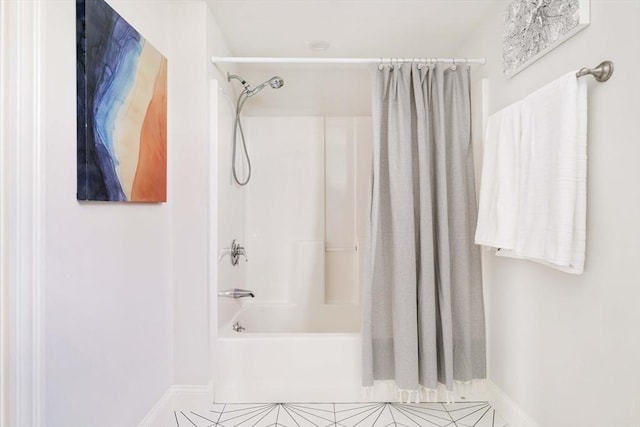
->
[
  {"left": 378, "top": 58, "right": 384, "bottom": 71},
  {"left": 450, "top": 59, "right": 457, "bottom": 71}
]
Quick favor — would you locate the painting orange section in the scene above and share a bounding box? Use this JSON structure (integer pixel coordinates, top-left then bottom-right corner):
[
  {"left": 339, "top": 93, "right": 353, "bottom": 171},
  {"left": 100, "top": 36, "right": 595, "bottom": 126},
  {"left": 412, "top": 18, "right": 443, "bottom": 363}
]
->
[{"left": 131, "top": 58, "right": 167, "bottom": 202}]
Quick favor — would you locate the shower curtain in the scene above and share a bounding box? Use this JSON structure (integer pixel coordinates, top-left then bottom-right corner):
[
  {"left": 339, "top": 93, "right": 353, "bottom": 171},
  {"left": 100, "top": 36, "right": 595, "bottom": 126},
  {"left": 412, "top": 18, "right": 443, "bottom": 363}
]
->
[{"left": 362, "top": 63, "right": 486, "bottom": 395}]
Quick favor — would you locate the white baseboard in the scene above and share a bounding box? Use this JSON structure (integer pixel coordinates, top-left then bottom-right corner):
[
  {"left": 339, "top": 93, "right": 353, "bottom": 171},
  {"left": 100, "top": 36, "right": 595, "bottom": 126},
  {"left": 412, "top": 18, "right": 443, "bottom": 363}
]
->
[
  {"left": 172, "top": 384, "right": 212, "bottom": 409},
  {"left": 486, "top": 380, "right": 540, "bottom": 427},
  {"left": 137, "top": 387, "right": 175, "bottom": 427},
  {"left": 138, "top": 384, "right": 212, "bottom": 427}
]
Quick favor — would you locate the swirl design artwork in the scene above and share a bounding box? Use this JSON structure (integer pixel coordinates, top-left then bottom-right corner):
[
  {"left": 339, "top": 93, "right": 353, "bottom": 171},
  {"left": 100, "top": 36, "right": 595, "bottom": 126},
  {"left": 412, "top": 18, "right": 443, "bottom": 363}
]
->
[
  {"left": 76, "top": 0, "right": 168, "bottom": 202},
  {"left": 503, "top": 0, "right": 586, "bottom": 76}
]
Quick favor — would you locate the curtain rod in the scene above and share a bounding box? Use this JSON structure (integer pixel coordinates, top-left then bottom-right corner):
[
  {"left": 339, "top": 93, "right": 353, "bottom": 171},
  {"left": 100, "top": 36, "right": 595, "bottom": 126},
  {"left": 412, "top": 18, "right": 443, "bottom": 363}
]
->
[{"left": 211, "top": 56, "right": 487, "bottom": 65}]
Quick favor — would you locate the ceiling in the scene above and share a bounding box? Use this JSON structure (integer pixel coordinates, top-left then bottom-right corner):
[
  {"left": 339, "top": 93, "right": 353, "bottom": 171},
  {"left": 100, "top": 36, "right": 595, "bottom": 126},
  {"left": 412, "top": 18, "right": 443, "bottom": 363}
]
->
[{"left": 206, "top": 0, "right": 504, "bottom": 115}]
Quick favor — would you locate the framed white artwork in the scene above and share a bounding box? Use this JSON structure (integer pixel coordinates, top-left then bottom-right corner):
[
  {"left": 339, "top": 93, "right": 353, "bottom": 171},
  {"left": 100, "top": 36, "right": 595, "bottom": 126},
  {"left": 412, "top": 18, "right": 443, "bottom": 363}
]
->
[{"left": 503, "top": 0, "right": 590, "bottom": 77}]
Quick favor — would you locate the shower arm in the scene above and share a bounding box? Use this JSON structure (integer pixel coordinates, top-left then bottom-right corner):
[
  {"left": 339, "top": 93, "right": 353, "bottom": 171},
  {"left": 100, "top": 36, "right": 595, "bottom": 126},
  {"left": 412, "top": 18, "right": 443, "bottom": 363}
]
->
[
  {"left": 246, "top": 80, "right": 270, "bottom": 96},
  {"left": 227, "top": 73, "right": 250, "bottom": 91}
]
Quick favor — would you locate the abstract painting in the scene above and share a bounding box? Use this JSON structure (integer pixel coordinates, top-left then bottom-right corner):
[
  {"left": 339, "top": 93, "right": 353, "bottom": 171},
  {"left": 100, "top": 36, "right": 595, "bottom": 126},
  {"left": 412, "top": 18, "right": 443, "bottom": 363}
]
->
[
  {"left": 503, "top": 0, "right": 590, "bottom": 77},
  {"left": 76, "top": 0, "right": 167, "bottom": 202}
]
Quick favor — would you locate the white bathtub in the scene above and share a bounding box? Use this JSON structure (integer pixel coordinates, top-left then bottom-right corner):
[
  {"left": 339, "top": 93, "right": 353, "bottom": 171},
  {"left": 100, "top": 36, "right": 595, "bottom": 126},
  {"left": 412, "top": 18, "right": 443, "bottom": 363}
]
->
[{"left": 215, "top": 303, "right": 363, "bottom": 403}]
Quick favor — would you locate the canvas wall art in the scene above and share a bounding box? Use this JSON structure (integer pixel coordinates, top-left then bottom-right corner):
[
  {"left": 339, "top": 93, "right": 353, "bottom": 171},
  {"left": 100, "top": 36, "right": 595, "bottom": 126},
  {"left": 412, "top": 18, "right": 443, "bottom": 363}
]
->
[
  {"left": 503, "top": 0, "right": 590, "bottom": 77},
  {"left": 76, "top": 0, "right": 167, "bottom": 202}
]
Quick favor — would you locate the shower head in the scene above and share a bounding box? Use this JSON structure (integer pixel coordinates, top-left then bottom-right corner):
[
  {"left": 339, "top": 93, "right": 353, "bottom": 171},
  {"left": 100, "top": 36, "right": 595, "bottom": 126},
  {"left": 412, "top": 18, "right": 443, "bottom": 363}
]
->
[
  {"left": 268, "top": 76, "right": 284, "bottom": 89},
  {"left": 246, "top": 76, "right": 285, "bottom": 96},
  {"left": 228, "top": 73, "right": 285, "bottom": 97}
]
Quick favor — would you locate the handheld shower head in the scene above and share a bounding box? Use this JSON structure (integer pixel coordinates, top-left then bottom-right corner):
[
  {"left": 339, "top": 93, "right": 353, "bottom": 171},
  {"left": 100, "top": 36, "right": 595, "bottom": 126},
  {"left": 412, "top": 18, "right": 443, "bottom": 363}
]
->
[
  {"left": 269, "top": 76, "right": 284, "bottom": 89},
  {"left": 227, "top": 74, "right": 285, "bottom": 97},
  {"left": 227, "top": 73, "right": 285, "bottom": 187},
  {"left": 246, "top": 76, "right": 285, "bottom": 96}
]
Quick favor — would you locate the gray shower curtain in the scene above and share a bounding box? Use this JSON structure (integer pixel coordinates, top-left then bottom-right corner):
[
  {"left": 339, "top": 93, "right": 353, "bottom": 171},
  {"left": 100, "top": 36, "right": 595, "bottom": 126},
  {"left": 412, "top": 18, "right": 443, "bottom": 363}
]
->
[{"left": 362, "top": 63, "right": 486, "bottom": 393}]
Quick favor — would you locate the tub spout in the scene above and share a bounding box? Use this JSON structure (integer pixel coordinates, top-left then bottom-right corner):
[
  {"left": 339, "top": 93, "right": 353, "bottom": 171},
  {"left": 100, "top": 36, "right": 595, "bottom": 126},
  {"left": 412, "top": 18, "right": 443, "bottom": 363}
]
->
[{"left": 218, "top": 288, "right": 255, "bottom": 298}]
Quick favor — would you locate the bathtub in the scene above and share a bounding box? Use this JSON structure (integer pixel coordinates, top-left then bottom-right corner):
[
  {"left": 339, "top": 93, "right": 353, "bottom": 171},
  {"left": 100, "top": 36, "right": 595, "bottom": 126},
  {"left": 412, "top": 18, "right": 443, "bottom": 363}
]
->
[{"left": 215, "top": 303, "right": 363, "bottom": 403}]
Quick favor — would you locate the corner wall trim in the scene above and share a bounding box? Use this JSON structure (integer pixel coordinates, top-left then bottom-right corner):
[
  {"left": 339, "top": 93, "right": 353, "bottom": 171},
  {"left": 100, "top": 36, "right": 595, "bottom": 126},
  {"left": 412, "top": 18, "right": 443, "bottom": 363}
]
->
[
  {"left": 137, "top": 384, "right": 212, "bottom": 427},
  {"left": 1, "top": 1, "right": 47, "bottom": 426},
  {"left": 486, "top": 380, "right": 540, "bottom": 427}
]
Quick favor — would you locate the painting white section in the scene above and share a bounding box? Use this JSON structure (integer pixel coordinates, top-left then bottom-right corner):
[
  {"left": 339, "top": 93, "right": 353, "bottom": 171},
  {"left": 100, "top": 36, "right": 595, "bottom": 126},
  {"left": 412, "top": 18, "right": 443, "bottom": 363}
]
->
[{"left": 113, "top": 42, "right": 163, "bottom": 198}]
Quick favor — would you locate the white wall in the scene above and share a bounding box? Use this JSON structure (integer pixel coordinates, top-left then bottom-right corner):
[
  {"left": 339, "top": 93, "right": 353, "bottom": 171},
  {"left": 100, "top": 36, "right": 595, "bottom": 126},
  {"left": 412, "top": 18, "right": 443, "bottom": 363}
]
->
[
  {"left": 170, "top": 0, "right": 243, "bottom": 391},
  {"left": 459, "top": 2, "right": 640, "bottom": 426},
  {"left": 170, "top": 0, "right": 211, "bottom": 387},
  {"left": 44, "top": 1, "right": 173, "bottom": 426}
]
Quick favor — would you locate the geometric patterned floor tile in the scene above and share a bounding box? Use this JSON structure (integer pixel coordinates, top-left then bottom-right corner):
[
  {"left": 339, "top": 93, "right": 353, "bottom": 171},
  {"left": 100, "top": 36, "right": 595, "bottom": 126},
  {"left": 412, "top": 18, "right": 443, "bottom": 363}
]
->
[
  {"left": 175, "top": 402, "right": 508, "bottom": 427},
  {"left": 444, "top": 402, "right": 507, "bottom": 427}
]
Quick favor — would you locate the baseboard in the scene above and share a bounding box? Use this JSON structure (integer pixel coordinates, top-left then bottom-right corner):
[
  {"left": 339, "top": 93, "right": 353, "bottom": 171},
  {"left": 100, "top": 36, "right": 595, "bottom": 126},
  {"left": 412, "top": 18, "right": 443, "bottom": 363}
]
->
[
  {"left": 486, "top": 380, "right": 540, "bottom": 427},
  {"left": 172, "top": 384, "right": 212, "bottom": 408},
  {"left": 137, "top": 387, "right": 175, "bottom": 427},
  {"left": 137, "top": 384, "right": 212, "bottom": 427}
]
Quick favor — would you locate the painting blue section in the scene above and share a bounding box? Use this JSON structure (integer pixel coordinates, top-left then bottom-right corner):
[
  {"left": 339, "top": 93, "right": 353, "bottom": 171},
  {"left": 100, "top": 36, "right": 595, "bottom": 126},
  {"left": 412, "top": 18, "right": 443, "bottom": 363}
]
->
[
  {"left": 77, "top": 0, "right": 144, "bottom": 201},
  {"left": 93, "top": 19, "right": 143, "bottom": 162},
  {"left": 77, "top": 0, "right": 92, "bottom": 200}
]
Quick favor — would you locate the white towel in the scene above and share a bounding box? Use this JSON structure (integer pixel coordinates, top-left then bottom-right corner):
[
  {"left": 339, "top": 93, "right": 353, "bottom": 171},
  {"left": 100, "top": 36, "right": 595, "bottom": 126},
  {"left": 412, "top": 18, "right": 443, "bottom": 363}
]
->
[
  {"left": 474, "top": 102, "right": 522, "bottom": 250},
  {"left": 475, "top": 71, "right": 587, "bottom": 274}
]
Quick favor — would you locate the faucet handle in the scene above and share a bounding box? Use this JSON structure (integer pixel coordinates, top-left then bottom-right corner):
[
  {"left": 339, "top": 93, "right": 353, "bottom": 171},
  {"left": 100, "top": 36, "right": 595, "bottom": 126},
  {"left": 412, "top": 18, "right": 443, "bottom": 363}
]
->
[
  {"left": 235, "top": 245, "right": 248, "bottom": 262},
  {"left": 219, "top": 239, "right": 248, "bottom": 266},
  {"left": 230, "top": 240, "right": 248, "bottom": 264}
]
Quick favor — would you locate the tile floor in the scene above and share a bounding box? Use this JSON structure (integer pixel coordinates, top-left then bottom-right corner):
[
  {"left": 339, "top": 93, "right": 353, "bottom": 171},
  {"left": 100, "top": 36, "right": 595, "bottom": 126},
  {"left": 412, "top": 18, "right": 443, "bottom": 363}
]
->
[{"left": 173, "top": 402, "right": 508, "bottom": 427}]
